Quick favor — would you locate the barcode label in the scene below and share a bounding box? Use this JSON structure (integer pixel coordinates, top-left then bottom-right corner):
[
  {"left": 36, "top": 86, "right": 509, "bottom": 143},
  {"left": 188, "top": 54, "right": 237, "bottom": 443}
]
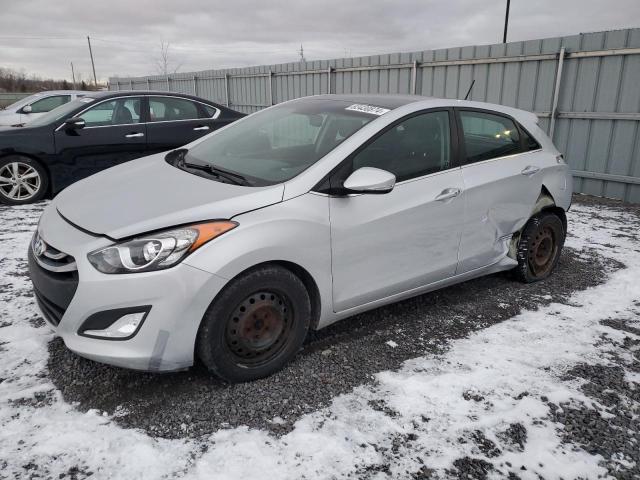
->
[{"left": 345, "top": 104, "right": 390, "bottom": 116}]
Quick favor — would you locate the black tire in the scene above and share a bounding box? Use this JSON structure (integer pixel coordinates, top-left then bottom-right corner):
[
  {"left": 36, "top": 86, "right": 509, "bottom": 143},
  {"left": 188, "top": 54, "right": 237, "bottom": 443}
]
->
[
  {"left": 196, "top": 265, "right": 311, "bottom": 382},
  {"left": 0, "top": 155, "right": 49, "bottom": 205},
  {"left": 513, "top": 211, "right": 565, "bottom": 283}
]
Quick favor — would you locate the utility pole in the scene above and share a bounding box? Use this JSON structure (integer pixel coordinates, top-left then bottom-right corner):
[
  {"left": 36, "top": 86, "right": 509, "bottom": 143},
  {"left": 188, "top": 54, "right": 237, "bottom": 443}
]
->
[
  {"left": 87, "top": 36, "right": 98, "bottom": 87},
  {"left": 70, "top": 62, "right": 77, "bottom": 89},
  {"left": 502, "top": 0, "right": 511, "bottom": 43}
]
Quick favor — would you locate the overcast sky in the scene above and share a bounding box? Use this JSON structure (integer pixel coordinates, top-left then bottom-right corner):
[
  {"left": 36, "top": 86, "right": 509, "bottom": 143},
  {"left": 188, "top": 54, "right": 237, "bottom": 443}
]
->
[{"left": 1, "top": 0, "right": 639, "bottom": 83}]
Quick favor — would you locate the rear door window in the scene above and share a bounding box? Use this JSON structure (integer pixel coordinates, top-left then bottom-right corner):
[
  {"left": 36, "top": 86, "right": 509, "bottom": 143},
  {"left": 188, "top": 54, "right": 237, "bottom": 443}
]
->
[
  {"left": 459, "top": 110, "right": 522, "bottom": 163},
  {"left": 149, "top": 97, "right": 202, "bottom": 122}
]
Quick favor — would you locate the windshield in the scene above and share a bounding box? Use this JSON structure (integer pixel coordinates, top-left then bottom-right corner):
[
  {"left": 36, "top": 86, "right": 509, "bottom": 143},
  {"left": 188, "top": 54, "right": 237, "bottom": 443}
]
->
[
  {"left": 28, "top": 97, "right": 96, "bottom": 127},
  {"left": 183, "top": 99, "right": 383, "bottom": 185},
  {"left": 2, "top": 93, "right": 43, "bottom": 111}
]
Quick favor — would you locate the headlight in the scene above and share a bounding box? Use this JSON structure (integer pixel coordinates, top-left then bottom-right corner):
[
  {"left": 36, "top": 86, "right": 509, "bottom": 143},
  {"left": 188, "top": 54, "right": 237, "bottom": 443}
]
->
[{"left": 88, "top": 221, "right": 237, "bottom": 274}]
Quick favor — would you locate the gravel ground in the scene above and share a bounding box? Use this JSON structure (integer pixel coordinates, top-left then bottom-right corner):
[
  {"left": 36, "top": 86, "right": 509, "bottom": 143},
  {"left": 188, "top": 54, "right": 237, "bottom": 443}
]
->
[
  {"left": 48, "top": 247, "right": 619, "bottom": 439},
  {"left": 2, "top": 194, "right": 640, "bottom": 479},
  {"left": 47, "top": 193, "right": 636, "bottom": 441}
]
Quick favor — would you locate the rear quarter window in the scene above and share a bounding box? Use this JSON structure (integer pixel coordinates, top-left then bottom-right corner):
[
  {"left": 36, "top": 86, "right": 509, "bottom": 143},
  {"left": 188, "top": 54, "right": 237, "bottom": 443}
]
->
[
  {"left": 519, "top": 126, "right": 542, "bottom": 151},
  {"left": 203, "top": 104, "right": 219, "bottom": 118}
]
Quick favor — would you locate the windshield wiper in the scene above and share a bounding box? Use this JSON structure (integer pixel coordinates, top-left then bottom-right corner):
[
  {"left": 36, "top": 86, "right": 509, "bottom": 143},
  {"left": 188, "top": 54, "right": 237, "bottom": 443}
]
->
[
  {"left": 167, "top": 148, "right": 251, "bottom": 186},
  {"left": 183, "top": 161, "right": 250, "bottom": 186}
]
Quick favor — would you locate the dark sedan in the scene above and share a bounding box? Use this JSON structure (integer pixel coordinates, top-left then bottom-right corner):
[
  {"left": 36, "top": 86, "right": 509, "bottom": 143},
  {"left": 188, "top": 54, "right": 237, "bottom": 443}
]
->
[{"left": 0, "top": 91, "right": 244, "bottom": 204}]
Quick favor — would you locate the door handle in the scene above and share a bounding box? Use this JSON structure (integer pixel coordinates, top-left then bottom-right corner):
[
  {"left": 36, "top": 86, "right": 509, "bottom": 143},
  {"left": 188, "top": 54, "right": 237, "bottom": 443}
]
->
[
  {"left": 435, "top": 188, "right": 462, "bottom": 201},
  {"left": 193, "top": 126, "right": 210, "bottom": 131},
  {"left": 521, "top": 165, "right": 540, "bottom": 176},
  {"left": 125, "top": 132, "right": 144, "bottom": 138}
]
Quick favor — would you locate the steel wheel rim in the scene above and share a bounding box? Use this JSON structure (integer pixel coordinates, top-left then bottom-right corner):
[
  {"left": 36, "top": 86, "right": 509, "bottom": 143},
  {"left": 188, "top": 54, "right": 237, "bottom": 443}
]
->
[
  {"left": 225, "top": 290, "right": 293, "bottom": 366},
  {"left": 0, "top": 162, "right": 41, "bottom": 201},
  {"left": 528, "top": 225, "right": 557, "bottom": 276}
]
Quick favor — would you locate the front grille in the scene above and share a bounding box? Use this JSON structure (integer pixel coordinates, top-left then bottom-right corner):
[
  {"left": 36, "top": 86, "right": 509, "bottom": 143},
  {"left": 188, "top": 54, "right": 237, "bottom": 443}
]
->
[
  {"left": 31, "top": 232, "right": 77, "bottom": 273},
  {"left": 34, "top": 287, "right": 65, "bottom": 326},
  {"left": 28, "top": 232, "right": 79, "bottom": 328}
]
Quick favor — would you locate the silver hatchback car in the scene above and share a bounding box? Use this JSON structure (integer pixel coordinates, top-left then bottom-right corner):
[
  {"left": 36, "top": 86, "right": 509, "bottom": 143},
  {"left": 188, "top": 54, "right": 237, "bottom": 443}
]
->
[{"left": 29, "top": 94, "right": 572, "bottom": 382}]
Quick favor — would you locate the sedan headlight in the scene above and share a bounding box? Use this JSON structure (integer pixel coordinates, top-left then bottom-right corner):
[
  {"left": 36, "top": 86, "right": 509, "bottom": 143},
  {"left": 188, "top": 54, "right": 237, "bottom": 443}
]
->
[{"left": 88, "top": 221, "right": 237, "bottom": 274}]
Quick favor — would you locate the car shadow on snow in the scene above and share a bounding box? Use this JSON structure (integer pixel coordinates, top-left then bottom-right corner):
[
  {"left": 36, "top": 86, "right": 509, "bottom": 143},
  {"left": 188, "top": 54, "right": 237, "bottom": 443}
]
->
[{"left": 45, "top": 244, "right": 623, "bottom": 439}]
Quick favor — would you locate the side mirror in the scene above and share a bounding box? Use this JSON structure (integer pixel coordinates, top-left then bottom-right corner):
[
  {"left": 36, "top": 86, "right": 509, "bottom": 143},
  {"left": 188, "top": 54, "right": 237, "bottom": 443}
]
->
[
  {"left": 343, "top": 167, "right": 396, "bottom": 194},
  {"left": 63, "top": 117, "right": 86, "bottom": 130},
  {"left": 21, "top": 105, "right": 32, "bottom": 114}
]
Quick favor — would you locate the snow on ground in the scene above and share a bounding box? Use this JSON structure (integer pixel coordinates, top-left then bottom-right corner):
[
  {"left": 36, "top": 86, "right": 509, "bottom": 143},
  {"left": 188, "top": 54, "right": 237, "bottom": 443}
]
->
[{"left": 0, "top": 199, "right": 639, "bottom": 479}]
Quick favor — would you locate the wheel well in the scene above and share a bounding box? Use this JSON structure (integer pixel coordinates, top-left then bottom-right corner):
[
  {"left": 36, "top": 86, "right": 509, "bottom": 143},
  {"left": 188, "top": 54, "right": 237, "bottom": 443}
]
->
[
  {"left": 541, "top": 205, "right": 567, "bottom": 234},
  {"left": 228, "top": 261, "right": 322, "bottom": 331},
  {"left": 509, "top": 186, "right": 567, "bottom": 259},
  {"left": 539, "top": 185, "right": 567, "bottom": 234},
  {"left": 0, "top": 152, "right": 52, "bottom": 198}
]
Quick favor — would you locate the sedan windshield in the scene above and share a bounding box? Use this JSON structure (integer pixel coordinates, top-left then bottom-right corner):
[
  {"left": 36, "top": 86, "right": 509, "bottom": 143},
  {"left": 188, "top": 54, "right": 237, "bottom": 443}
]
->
[
  {"left": 182, "top": 99, "right": 382, "bottom": 185},
  {"left": 2, "top": 94, "right": 39, "bottom": 111},
  {"left": 28, "top": 97, "right": 96, "bottom": 127}
]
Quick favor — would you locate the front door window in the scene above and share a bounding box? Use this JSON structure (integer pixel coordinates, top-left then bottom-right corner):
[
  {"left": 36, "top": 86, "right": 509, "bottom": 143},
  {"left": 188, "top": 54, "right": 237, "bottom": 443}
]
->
[{"left": 79, "top": 98, "right": 141, "bottom": 127}]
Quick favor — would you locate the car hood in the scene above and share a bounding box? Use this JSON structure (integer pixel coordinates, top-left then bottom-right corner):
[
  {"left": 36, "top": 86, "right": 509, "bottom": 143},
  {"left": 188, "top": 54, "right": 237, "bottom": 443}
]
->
[
  {"left": 0, "top": 124, "right": 47, "bottom": 141},
  {"left": 0, "top": 114, "right": 20, "bottom": 127},
  {"left": 55, "top": 153, "right": 285, "bottom": 239}
]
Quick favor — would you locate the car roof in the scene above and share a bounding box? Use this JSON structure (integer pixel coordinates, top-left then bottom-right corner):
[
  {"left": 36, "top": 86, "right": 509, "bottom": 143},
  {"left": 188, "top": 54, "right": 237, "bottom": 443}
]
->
[
  {"left": 297, "top": 94, "right": 539, "bottom": 126},
  {"left": 86, "top": 90, "right": 213, "bottom": 100},
  {"left": 82, "top": 90, "right": 226, "bottom": 108},
  {"left": 31, "top": 90, "right": 87, "bottom": 95},
  {"left": 305, "top": 94, "right": 428, "bottom": 109}
]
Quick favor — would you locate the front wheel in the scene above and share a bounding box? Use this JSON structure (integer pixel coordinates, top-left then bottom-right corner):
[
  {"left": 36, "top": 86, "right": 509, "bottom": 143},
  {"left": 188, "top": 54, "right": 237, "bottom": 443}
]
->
[
  {"left": 513, "top": 211, "right": 565, "bottom": 283},
  {"left": 0, "top": 156, "right": 49, "bottom": 205},
  {"left": 196, "top": 265, "right": 311, "bottom": 382}
]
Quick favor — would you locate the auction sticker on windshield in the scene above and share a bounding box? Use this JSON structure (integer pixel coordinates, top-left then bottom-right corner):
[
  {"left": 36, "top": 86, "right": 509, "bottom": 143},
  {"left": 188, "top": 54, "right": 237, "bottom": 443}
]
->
[{"left": 345, "top": 104, "right": 390, "bottom": 116}]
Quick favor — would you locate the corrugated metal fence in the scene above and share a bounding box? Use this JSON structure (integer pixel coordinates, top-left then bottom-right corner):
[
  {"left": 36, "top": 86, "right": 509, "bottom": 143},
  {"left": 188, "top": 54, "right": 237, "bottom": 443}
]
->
[{"left": 110, "top": 28, "right": 640, "bottom": 203}]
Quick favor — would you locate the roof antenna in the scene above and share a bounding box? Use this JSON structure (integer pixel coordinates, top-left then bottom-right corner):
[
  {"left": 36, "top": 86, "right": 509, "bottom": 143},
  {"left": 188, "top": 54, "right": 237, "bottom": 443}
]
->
[{"left": 464, "top": 79, "right": 475, "bottom": 100}]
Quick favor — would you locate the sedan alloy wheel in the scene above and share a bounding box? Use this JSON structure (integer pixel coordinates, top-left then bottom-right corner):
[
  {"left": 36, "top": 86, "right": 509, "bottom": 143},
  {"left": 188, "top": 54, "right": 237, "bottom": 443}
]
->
[{"left": 0, "top": 161, "right": 42, "bottom": 202}]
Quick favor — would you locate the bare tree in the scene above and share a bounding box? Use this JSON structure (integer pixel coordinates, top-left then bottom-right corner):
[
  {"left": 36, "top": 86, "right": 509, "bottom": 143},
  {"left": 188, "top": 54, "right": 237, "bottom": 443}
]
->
[
  {"left": 154, "top": 40, "right": 182, "bottom": 75},
  {"left": 0, "top": 67, "right": 100, "bottom": 92}
]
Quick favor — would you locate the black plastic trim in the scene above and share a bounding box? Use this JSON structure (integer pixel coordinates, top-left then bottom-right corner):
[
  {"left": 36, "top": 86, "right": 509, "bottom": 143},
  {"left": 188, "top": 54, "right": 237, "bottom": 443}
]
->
[
  {"left": 28, "top": 246, "right": 79, "bottom": 309},
  {"left": 34, "top": 288, "right": 65, "bottom": 326},
  {"left": 56, "top": 208, "right": 107, "bottom": 239},
  {"left": 78, "top": 305, "right": 151, "bottom": 341}
]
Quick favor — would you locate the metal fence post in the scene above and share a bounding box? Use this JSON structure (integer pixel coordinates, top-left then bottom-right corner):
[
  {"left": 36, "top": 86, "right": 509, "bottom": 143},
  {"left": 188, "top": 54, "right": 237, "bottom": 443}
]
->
[
  {"left": 327, "top": 67, "right": 333, "bottom": 94},
  {"left": 115, "top": 81, "right": 119, "bottom": 91},
  {"left": 129, "top": 79, "right": 133, "bottom": 90},
  {"left": 268, "top": 71, "right": 274, "bottom": 105},
  {"left": 224, "top": 74, "right": 230, "bottom": 107},
  {"left": 146, "top": 78, "right": 151, "bottom": 91},
  {"left": 411, "top": 60, "right": 418, "bottom": 94},
  {"left": 193, "top": 76, "right": 198, "bottom": 96},
  {"left": 549, "top": 47, "right": 566, "bottom": 139},
  {"left": 166, "top": 75, "right": 170, "bottom": 91}
]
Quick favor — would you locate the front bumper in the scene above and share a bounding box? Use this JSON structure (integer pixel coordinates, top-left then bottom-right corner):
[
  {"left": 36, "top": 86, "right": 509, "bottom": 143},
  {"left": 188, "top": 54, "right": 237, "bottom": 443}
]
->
[{"left": 30, "top": 205, "right": 229, "bottom": 372}]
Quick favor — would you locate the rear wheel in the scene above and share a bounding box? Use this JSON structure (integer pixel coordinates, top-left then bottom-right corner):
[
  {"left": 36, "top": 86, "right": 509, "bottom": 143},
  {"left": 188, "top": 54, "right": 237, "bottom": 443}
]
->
[
  {"left": 196, "top": 265, "right": 311, "bottom": 382},
  {"left": 0, "top": 156, "right": 48, "bottom": 205},
  {"left": 513, "top": 211, "right": 565, "bottom": 283}
]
